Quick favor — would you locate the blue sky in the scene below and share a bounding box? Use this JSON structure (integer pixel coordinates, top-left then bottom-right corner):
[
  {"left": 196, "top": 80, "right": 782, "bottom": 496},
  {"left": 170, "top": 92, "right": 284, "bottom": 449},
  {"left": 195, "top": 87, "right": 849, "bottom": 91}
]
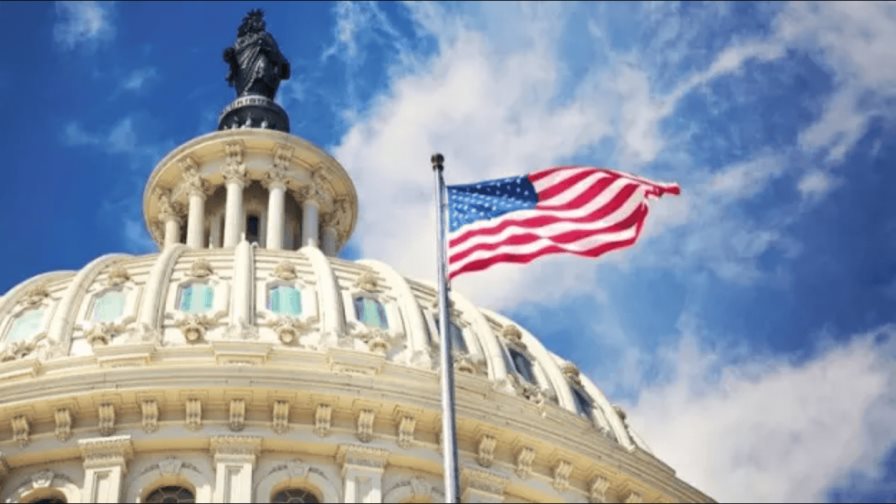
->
[{"left": 2, "top": 2, "right": 896, "bottom": 502}]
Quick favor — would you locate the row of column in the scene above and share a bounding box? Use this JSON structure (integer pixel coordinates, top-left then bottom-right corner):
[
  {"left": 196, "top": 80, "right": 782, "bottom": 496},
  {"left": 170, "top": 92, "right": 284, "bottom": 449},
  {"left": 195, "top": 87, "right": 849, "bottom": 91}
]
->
[
  {"left": 74, "top": 435, "right": 508, "bottom": 503},
  {"left": 157, "top": 171, "right": 340, "bottom": 255}
]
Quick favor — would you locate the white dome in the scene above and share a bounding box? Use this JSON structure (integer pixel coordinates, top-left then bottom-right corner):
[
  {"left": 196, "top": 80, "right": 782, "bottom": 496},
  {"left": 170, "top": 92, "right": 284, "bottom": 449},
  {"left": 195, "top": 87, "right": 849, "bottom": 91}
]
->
[{"left": 0, "top": 244, "right": 710, "bottom": 503}]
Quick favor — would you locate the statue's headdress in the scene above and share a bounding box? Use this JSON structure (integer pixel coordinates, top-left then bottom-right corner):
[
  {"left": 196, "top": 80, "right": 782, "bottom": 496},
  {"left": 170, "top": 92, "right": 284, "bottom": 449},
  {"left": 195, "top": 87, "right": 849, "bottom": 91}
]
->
[{"left": 238, "top": 9, "right": 266, "bottom": 36}]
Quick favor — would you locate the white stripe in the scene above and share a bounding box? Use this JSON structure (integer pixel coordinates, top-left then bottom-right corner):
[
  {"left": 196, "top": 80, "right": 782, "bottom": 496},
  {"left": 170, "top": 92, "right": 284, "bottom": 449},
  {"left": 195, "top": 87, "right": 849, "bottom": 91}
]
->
[
  {"left": 449, "top": 223, "right": 641, "bottom": 274},
  {"left": 450, "top": 186, "right": 646, "bottom": 257},
  {"left": 531, "top": 167, "right": 598, "bottom": 192},
  {"left": 538, "top": 171, "right": 614, "bottom": 207},
  {"left": 449, "top": 180, "right": 645, "bottom": 242}
]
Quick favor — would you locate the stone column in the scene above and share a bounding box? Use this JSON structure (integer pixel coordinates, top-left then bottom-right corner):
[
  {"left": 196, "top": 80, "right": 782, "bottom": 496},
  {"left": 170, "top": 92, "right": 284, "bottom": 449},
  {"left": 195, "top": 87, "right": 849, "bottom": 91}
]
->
[
  {"left": 223, "top": 143, "right": 248, "bottom": 247},
  {"left": 210, "top": 435, "right": 262, "bottom": 503},
  {"left": 337, "top": 445, "right": 389, "bottom": 503},
  {"left": 301, "top": 191, "right": 320, "bottom": 248},
  {"left": 183, "top": 164, "right": 208, "bottom": 249},
  {"left": 461, "top": 466, "right": 509, "bottom": 503},
  {"left": 264, "top": 170, "right": 288, "bottom": 250},
  {"left": 156, "top": 190, "right": 182, "bottom": 248},
  {"left": 79, "top": 435, "right": 134, "bottom": 503},
  {"left": 320, "top": 213, "right": 339, "bottom": 256}
]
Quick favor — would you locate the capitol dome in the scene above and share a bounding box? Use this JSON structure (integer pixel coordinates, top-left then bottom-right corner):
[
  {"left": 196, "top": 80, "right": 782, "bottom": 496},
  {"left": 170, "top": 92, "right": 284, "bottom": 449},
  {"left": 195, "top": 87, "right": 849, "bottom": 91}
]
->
[{"left": 0, "top": 11, "right": 711, "bottom": 504}]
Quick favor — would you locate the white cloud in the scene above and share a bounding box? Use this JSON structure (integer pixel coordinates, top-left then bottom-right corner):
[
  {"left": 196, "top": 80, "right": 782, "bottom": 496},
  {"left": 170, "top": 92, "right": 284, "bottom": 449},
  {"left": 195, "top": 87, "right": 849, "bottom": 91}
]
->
[
  {"left": 624, "top": 322, "right": 896, "bottom": 503},
  {"left": 797, "top": 170, "right": 839, "bottom": 201},
  {"left": 322, "top": 1, "right": 402, "bottom": 64},
  {"left": 62, "top": 117, "right": 137, "bottom": 155},
  {"left": 121, "top": 67, "right": 158, "bottom": 92},
  {"left": 53, "top": 1, "right": 114, "bottom": 51}
]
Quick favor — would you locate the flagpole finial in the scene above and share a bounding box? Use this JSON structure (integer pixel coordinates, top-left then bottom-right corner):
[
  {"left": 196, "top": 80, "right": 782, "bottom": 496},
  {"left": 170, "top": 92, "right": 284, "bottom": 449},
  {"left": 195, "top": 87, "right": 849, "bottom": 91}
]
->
[{"left": 431, "top": 153, "right": 445, "bottom": 171}]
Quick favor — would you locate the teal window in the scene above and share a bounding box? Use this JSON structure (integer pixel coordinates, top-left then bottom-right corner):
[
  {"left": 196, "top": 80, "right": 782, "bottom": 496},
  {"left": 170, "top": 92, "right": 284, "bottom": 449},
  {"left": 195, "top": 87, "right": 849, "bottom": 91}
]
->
[
  {"left": 434, "top": 316, "right": 468, "bottom": 353},
  {"left": 268, "top": 285, "right": 302, "bottom": 315},
  {"left": 572, "top": 387, "right": 593, "bottom": 418},
  {"left": 509, "top": 348, "right": 536, "bottom": 384},
  {"left": 5, "top": 308, "right": 44, "bottom": 343},
  {"left": 91, "top": 290, "right": 126, "bottom": 322},
  {"left": 354, "top": 297, "right": 388, "bottom": 329},
  {"left": 179, "top": 283, "right": 214, "bottom": 314}
]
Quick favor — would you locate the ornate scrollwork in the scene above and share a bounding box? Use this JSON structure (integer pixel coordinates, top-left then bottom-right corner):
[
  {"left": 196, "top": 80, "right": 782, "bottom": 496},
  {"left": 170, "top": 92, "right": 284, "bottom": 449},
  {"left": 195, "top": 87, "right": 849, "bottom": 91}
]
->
[
  {"left": 85, "top": 322, "right": 126, "bottom": 347},
  {"left": 453, "top": 352, "right": 486, "bottom": 375},
  {"left": 562, "top": 362, "right": 583, "bottom": 386},
  {"left": 187, "top": 259, "right": 214, "bottom": 278},
  {"left": 175, "top": 314, "right": 222, "bottom": 344},
  {"left": 105, "top": 266, "right": 131, "bottom": 287},
  {"left": 21, "top": 284, "right": 50, "bottom": 308},
  {"left": 272, "top": 260, "right": 298, "bottom": 281},
  {"left": 355, "top": 271, "right": 379, "bottom": 292},
  {"left": 1, "top": 333, "right": 46, "bottom": 361},
  {"left": 500, "top": 324, "right": 524, "bottom": 346},
  {"left": 271, "top": 316, "right": 314, "bottom": 345}
]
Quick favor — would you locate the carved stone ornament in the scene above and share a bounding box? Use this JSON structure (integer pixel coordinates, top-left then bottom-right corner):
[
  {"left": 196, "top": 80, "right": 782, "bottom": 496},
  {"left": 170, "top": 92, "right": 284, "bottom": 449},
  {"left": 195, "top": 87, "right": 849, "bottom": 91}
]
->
[
  {"left": 229, "top": 399, "right": 246, "bottom": 431},
  {"left": 98, "top": 403, "right": 116, "bottom": 436},
  {"left": 1, "top": 334, "right": 46, "bottom": 362},
  {"left": 337, "top": 444, "right": 389, "bottom": 470},
  {"left": 188, "top": 259, "right": 214, "bottom": 278},
  {"left": 477, "top": 434, "right": 497, "bottom": 468},
  {"left": 355, "top": 271, "right": 378, "bottom": 292},
  {"left": 272, "top": 260, "right": 298, "bottom": 280},
  {"left": 286, "top": 459, "right": 308, "bottom": 478},
  {"left": 158, "top": 457, "right": 184, "bottom": 477},
  {"left": 515, "top": 446, "right": 536, "bottom": 479},
  {"left": 500, "top": 324, "right": 524, "bottom": 346},
  {"left": 273, "top": 143, "right": 294, "bottom": 170},
  {"left": 589, "top": 475, "right": 611, "bottom": 503},
  {"left": 142, "top": 400, "right": 159, "bottom": 433},
  {"left": 562, "top": 362, "right": 583, "bottom": 385},
  {"left": 265, "top": 167, "right": 289, "bottom": 190},
  {"left": 31, "top": 469, "right": 55, "bottom": 488},
  {"left": 181, "top": 160, "right": 209, "bottom": 198},
  {"left": 397, "top": 415, "right": 416, "bottom": 449},
  {"left": 552, "top": 459, "right": 574, "bottom": 492},
  {"left": 453, "top": 352, "right": 486, "bottom": 375},
  {"left": 175, "top": 314, "right": 222, "bottom": 344},
  {"left": 85, "top": 322, "right": 125, "bottom": 347},
  {"left": 461, "top": 467, "right": 509, "bottom": 497},
  {"left": 105, "top": 266, "right": 131, "bottom": 287},
  {"left": 314, "top": 404, "right": 332, "bottom": 437},
  {"left": 272, "top": 401, "right": 289, "bottom": 434},
  {"left": 21, "top": 284, "right": 50, "bottom": 308},
  {"left": 508, "top": 373, "right": 556, "bottom": 406},
  {"left": 623, "top": 490, "right": 644, "bottom": 504},
  {"left": 11, "top": 415, "right": 30, "bottom": 447},
  {"left": 155, "top": 188, "right": 183, "bottom": 224},
  {"left": 272, "top": 316, "right": 312, "bottom": 345},
  {"left": 54, "top": 408, "right": 73, "bottom": 442},
  {"left": 356, "top": 409, "right": 375, "bottom": 443},
  {"left": 186, "top": 398, "right": 202, "bottom": 431}
]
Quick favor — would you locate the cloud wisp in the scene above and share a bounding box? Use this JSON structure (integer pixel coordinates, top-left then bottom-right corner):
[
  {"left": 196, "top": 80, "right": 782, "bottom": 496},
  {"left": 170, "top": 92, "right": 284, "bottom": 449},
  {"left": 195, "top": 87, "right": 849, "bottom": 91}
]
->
[{"left": 53, "top": 1, "right": 114, "bottom": 52}]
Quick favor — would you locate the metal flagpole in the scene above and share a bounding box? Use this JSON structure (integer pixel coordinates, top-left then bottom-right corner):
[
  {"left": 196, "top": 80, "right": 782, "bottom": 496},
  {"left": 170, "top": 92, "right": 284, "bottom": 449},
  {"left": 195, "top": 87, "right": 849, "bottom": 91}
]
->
[{"left": 432, "top": 153, "right": 460, "bottom": 503}]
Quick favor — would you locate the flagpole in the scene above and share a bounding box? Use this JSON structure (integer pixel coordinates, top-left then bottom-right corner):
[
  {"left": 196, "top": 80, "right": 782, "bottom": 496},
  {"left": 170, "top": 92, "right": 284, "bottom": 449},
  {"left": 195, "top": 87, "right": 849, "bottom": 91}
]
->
[{"left": 432, "top": 152, "right": 460, "bottom": 503}]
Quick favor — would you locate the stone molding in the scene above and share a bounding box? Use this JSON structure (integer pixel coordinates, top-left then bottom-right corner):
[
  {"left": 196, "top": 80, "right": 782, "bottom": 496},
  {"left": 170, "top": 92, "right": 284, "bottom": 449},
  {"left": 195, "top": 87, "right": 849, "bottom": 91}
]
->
[{"left": 78, "top": 435, "right": 134, "bottom": 470}]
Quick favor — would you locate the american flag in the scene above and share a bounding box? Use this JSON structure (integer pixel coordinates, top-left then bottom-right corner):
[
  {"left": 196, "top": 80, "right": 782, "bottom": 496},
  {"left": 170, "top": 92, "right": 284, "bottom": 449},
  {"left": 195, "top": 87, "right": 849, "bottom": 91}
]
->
[{"left": 446, "top": 166, "right": 680, "bottom": 279}]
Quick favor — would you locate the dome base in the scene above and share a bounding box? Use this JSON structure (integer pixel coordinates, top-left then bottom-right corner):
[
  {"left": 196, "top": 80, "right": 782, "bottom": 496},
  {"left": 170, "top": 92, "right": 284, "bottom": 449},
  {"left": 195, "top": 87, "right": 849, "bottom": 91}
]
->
[{"left": 218, "top": 95, "right": 290, "bottom": 133}]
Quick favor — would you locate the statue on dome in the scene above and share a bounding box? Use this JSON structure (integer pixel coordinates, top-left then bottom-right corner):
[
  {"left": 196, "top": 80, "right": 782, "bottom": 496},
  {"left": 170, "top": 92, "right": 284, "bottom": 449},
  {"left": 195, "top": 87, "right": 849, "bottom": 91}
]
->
[{"left": 223, "top": 9, "right": 291, "bottom": 99}]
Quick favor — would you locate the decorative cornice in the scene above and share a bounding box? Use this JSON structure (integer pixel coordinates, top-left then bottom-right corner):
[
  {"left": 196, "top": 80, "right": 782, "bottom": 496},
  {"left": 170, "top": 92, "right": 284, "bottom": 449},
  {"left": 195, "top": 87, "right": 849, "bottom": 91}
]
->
[
  {"left": 337, "top": 444, "right": 389, "bottom": 471},
  {"left": 397, "top": 415, "right": 416, "bottom": 449},
  {"left": 590, "top": 475, "right": 611, "bottom": 503},
  {"left": 210, "top": 435, "right": 262, "bottom": 457},
  {"left": 187, "top": 258, "right": 214, "bottom": 278},
  {"left": 229, "top": 399, "right": 246, "bottom": 432},
  {"left": 552, "top": 459, "right": 574, "bottom": 492},
  {"left": 54, "top": 408, "right": 72, "bottom": 442},
  {"left": 11, "top": 415, "right": 30, "bottom": 447},
  {"left": 185, "top": 398, "right": 202, "bottom": 431},
  {"left": 223, "top": 141, "right": 248, "bottom": 186},
  {"left": 515, "top": 445, "right": 536, "bottom": 479},
  {"left": 98, "top": 403, "right": 116, "bottom": 436},
  {"left": 356, "top": 409, "right": 376, "bottom": 443},
  {"left": 155, "top": 188, "right": 184, "bottom": 224},
  {"left": 141, "top": 400, "right": 159, "bottom": 433},
  {"left": 477, "top": 433, "right": 497, "bottom": 467},
  {"left": 78, "top": 435, "right": 134, "bottom": 469},
  {"left": 181, "top": 161, "right": 209, "bottom": 199},
  {"left": 272, "top": 400, "right": 289, "bottom": 434},
  {"left": 272, "top": 143, "right": 294, "bottom": 171},
  {"left": 273, "top": 260, "right": 298, "bottom": 281},
  {"left": 314, "top": 404, "right": 332, "bottom": 437},
  {"left": 461, "top": 466, "right": 509, "bottom": 496},
  {"left": 105, "top": 265, "right": 131, "bottom": 287}
]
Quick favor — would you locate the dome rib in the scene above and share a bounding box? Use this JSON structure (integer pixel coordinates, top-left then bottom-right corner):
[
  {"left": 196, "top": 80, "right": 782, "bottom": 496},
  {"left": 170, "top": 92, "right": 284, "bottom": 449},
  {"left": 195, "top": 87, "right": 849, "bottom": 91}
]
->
[
  {"left": 446, "top": 289, "right": 511, "bottom": 384},
  {"left": 137, "top": 244, "right": 188, "bottom": 331},
  {"left": 299, "top": 245, "right": 344, "bottom": 345},
  {"left": 46, "top": 254, "right": 130, "bottom": 353}
]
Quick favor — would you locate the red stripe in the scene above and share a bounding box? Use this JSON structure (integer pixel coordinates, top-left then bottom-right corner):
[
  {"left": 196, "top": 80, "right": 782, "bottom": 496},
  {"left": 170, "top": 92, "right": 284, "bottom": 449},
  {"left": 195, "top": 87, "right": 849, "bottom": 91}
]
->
[
  {"left": 535, "top": 168, "right": 603, "bottom": 201},
  {"left": 527, "top": 165, "right": 586, "bottom": 184},
  {"left": 449, "top": 182, "right": 641, "bottom": 248},
  {"left": 449, "top": 205, "right": 646, "bottom": 264},
  {"left": 449, "top": 215, "right": 648, "bottom": 279},
  {"left": 538, "top": 177, "right": 636, "bottom": 211}
]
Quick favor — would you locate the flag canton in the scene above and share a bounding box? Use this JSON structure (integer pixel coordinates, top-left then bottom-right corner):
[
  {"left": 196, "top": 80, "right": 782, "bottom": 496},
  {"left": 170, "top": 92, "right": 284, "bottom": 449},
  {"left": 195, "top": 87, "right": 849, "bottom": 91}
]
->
[{"left": 447, "top": 175, "right": 538, "bottom": 232}]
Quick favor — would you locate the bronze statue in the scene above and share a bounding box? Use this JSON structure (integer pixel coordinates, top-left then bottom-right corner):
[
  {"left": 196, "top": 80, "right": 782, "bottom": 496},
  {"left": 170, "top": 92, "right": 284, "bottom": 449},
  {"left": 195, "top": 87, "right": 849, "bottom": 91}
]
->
[{"left": 223, "top": 9, "right": 291, "bottom": 99}]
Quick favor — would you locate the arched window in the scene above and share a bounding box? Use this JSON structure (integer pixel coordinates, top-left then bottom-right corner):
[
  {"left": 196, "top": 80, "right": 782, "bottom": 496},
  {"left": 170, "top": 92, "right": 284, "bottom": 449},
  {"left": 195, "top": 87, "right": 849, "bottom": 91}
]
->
[
  {"left": 145, "top": 485, "right": 195, "bottom": 503},
  {"left": 5, "top": 308, "right": 45, "bottom": 343},
  {"left": 509, "top": 348, "right": 536, "bottom": 384},
  {"left": 353, "top": 297, "right": 388, "bottom": 329},
  {"left": 269, "top": 285, "right": 302, "bottom": 316},
  {"left": 572, "top": 386, "right": 593, "bottom": 419},
  {"left": 178, "top": 283, "right": 214, "bottom": 314},
  {"left": 91, "top": 289, "right": 126, "bottom": 322},
  {"left": 26, "top": 493, "right": 67, "bottom": 504},
  {"left": 434, "top": 316, "right": 467, "bottom": 353},
  {"left": 272, "top": 488, "right": 320, "bottom": 503}
]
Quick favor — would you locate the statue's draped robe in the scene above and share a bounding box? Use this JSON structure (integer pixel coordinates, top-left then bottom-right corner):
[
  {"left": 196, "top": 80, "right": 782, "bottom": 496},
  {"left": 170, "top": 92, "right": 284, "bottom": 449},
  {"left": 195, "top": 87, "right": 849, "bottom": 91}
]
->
[{"left": 229, "top": 31, "right": 289, "bottom": 97}]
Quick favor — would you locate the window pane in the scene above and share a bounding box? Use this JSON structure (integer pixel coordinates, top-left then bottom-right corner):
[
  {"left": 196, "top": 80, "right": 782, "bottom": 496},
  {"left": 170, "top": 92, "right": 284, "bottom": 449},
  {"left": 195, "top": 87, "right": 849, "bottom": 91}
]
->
[
  {"left": 92, "top": 290, "right": 126, "bottom": 322},
  {"left": 572, "top": 387, "right": 593, "bottom": 418},
  {"left": 180, "top": 283, "right": 213, "bottom": 314},
  {"left": 510, "top": 348, "right": 536, "bottom": 384},
  {"left": 269, "top": 286, "right": 302, "bottom": 316},
  {"left": 435, "top": 316, "right": 467, "bottom": 353},
  {"left": 355, "top": 297, "right": 387, "bottom": 329},
  {"left": 6, "top": 309, "right": 44, "bottom": 343}
]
